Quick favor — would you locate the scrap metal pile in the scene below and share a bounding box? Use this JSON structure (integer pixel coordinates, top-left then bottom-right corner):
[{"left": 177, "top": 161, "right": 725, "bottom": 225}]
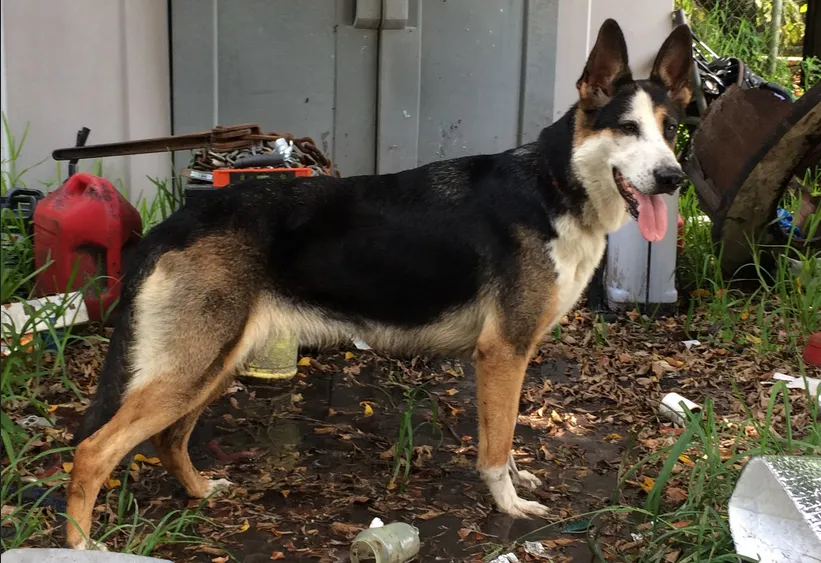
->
[
  {"left": 185, "top": 126, "right": 339, "bottom": 182},
  {"left": 52, "top": 123, "right": 340, "bottom": 179}
]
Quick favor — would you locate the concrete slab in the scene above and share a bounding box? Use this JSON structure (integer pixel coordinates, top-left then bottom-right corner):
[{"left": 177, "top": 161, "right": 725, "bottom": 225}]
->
[{"left": 2, "top": 548, "right": 171, "bottom": 563}]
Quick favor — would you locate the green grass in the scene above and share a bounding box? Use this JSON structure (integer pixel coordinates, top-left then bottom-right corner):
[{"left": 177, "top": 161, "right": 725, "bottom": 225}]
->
[
  {"left": 0, "top": 122, "right": 219, "bottom": 556},
  {"left": 493, "top": 383, "right": 820, "bottom": 562},
  {"left": 387, "top": 382, "right": 443, "bottom": 492},
  {"left": 677, "top": 165, "right": 821, "bottom": 353},
  {"left": 599, "top": 381, "right": 820, "bottom": 562},
  {"left": 676, "top": 0, "right": 810, "bottom": 92}
]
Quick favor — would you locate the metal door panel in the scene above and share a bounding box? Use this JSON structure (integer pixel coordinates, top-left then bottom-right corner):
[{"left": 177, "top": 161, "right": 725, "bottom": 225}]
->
[
  {"left": 171, "top": 0, "right": 378, "bottom": 176},
  {"left": 374, "top": 0, "right": 559, "bottom": 170},
  {"left": 416, "top": 0, "right": 524, "bottom": 165}
]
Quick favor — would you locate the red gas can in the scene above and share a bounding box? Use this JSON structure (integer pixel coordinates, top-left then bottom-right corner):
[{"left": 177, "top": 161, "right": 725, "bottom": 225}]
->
[
  {"left": 33, "top": 173, "right": 142, "bottom": 323},
  {"left": 803, "top": 332, "right": 821, "bottom": 368}
]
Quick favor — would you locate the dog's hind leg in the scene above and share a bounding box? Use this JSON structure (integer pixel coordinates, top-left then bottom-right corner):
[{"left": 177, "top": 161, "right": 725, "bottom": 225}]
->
[
  {"left": 67, "top": 241, "right": 265, "bottom": 549},
  {"left": 67, "top": 382, "right": 207, "bottom": 549},
  {"left": 475, "top": 321, "right": 550, "bottom": 519},
  {"left": 150, "top": 384, "right": 235, "bottom": 498}
]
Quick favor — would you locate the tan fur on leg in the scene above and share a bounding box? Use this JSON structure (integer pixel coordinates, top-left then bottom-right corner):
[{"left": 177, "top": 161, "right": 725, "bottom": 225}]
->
[
  {"left": 150, "top": 379, "right": 238, "bottom": 499},
  {"left": 66, "top": 386, "right": 187, "bottom": 549},
  {"left": 67, "top": 351, "right": 244, "bottom": 549},
  {"left": 151, "top": 407, "right": 217, "bottom": 498},
  {"left": 474, "top": 320, "right": 549, "bottom": 518}
]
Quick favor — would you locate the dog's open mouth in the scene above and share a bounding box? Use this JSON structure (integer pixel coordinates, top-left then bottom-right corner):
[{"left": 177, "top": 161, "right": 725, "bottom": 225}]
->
[{"left": 613, "top": 169, "right": 668, "bottom": 243}]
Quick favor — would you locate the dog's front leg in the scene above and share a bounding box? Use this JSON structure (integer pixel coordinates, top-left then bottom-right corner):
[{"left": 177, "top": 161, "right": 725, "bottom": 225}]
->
[{"left": 474, "top": 331, "right": 549, "bottom": 519}]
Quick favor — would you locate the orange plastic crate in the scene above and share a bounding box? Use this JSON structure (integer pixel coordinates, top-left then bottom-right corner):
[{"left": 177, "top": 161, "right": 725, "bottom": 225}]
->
[{"left": 212, "top": 167, "right": 312, "bottom": 188}]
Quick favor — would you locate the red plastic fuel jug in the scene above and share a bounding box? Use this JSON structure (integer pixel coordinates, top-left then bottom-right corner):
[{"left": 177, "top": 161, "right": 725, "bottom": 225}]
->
[
  {"left": 33, "top": 173, "right": 142, "bottom": 323},
  {"left": 803, "top": 332, "right": 821, "bottom": 368}
]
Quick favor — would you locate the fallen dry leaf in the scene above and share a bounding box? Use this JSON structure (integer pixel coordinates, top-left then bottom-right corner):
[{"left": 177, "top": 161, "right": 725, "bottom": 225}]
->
[
  {"left": 678, "top": 454, "right": 694, "bottom": 466},
  {"left": 330, "top": 521, "right": 362, "bottom": 538},
  {"left": 665, "top": 486, "right": 688, "bottom": 504},
  {"left": 270, "top": 552, "right": 285, "bottom": 561},
  {"left": 417, "top": 510, "right": 444, "bottom": 520},
  {"left": 745, "top": 334, "right": 762, "bottom": 345},
  {"left": 542, "top": 538, "right": 579, "bottom": 548},
  {"left": 133, "top": 454, "right": 161, "bottom": 465}
]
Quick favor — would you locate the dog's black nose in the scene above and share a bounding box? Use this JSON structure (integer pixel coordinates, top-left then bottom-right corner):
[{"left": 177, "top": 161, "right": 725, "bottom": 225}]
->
[{"left": 654, "top": 167, "right": 684, "bottom": 193}]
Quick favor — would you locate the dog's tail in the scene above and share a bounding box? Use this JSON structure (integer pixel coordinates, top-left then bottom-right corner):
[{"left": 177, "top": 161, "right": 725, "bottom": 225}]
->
[
  {"left": 70, "top": 236, "right": 167, "bottom": 447},
  {"left": 71, "top": 305, "right": 132, "bottom": 446}
]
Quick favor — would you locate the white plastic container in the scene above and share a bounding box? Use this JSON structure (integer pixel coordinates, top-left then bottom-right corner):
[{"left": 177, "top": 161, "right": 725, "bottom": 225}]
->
[
  {"left": 659, "top": 392, "right": 702, "bottom": 427},
  {"left": 605, "top": 190, "right": 680, "bottom": 312},
  {"left": 350, "top": 522, "right": 420, "bottom": 563}
]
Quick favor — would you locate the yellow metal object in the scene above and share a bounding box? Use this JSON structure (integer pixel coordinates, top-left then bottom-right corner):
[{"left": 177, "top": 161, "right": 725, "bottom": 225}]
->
[{"left": 243, "top": 332, "right": 298, "bottom": 379}]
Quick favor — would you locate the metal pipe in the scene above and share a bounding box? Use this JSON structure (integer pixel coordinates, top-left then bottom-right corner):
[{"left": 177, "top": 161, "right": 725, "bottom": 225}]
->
[{"left": 1, "top": 1, "right": 9, "bottom": 177}]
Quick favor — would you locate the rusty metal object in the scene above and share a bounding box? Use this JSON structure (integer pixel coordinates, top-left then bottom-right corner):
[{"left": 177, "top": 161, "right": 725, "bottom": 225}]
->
[
  {"left": 52, "top": 124, "right": 340, "bottom": 177},
  {"left": 186, "top": 134, "right": 337, "bottom": 179},
  {"left": 683, "top": 82, "right": 821, "bottom": 274}
]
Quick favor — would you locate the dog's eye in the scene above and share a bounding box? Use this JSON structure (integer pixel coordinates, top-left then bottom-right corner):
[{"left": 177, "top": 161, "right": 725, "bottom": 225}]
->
[
  {"left": 666, "top": 123, "right": 677, "bottom": 135},
  {"left": 620, "top": 122, "right": 639, "bottom": 135}
]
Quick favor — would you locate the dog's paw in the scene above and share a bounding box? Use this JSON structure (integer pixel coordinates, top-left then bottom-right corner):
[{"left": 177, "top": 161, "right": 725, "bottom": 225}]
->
[
  {"left": 498, "top": 497, "right": 551, "bottom": 519},
  {"left": 205, "top": 478, "right": 234, "bottom": 496},
  {"left": 72, "top": 538, "right": 109, "bottom": 551},
  {"left": 510, "top": 469, "right": 542, "bottom": 490},
  {"left": 483, "top": 465, "right": 550, "bottom": 520}
]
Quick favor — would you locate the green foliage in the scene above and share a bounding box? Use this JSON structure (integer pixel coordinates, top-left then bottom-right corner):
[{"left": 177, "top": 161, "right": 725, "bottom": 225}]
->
[{"left": 677, "top": 0, "right": 810, "bottom": 89}]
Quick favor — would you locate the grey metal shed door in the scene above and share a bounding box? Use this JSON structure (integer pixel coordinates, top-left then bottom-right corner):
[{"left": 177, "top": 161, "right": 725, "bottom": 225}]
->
[{"left": 170, "top": 0, "right": 558, "bottom": 176}]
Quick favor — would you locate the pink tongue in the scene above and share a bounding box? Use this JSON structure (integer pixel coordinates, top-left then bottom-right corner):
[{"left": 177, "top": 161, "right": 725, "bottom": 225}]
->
[{"left": 633, "top": 192, "right": 668, "bottom": 242}]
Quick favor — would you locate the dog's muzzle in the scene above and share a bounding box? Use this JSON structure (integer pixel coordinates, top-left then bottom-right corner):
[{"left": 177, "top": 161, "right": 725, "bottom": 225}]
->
[{"left": 653, "top": 166, "right": 685, "bottom": 195}]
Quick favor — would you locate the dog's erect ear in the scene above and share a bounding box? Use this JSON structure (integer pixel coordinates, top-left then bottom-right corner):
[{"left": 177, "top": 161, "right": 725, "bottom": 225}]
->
[
  {"left": 651, "top": 24, "right": 694, "bottom": 109},
  {"left": 576, "top": 19, "right": 632, "bottom": 110}
]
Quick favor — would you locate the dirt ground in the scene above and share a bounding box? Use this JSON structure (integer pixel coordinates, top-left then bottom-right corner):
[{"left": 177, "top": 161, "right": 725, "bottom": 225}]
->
[
  {"left": 8, "top": 307, "right": 816, "bottom": 562},
  {"left": 144, "top": 351, "right": 631, "bottom": 562}
]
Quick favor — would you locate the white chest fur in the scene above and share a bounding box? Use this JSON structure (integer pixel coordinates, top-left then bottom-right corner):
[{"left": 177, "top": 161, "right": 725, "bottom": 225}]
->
[{"left": 546, "top": 215, "right": 608, "bottom": 330}]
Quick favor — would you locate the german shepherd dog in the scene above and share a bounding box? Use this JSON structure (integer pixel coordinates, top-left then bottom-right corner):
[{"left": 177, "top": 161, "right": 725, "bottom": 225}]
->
[{"left": 66, "top": 19, "right": 693, "bottom": 549}]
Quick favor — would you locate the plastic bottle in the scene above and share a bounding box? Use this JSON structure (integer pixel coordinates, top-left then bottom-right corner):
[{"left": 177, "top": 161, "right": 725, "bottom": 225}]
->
[
  {"left": 274, "top": 137, "right": 294, "bottom": 164},
  {"left": 350, "top": 522, "right": 420, "bottom": 563}
]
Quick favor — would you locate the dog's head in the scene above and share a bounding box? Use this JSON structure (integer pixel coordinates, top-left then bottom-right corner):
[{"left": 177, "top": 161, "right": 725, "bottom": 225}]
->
[{"left": 573, "top": 19, "right": 693, "bottom": 242}]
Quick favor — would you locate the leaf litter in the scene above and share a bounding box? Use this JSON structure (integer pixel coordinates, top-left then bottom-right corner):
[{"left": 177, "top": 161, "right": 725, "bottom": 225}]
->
[{"left": 3, "top": 303, "right": 818, "bottom": 562}]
